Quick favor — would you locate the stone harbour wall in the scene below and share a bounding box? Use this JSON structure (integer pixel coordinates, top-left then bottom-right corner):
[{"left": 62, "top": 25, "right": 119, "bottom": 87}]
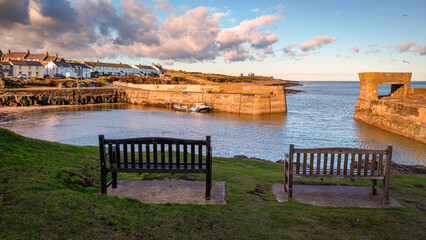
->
[
  {"left": 124, "top": 87, "right": 287, "bottom": 115},
  {"left": 354, "top": 98, "right": 425, "bottom": 143},
  {"left": 0, "top": 88, "right": 126, "bottom": 107}
]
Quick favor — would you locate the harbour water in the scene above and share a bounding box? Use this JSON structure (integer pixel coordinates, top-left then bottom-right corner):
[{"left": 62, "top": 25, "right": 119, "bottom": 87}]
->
[{"left": 1, "top": 81, "right": 425, "bottom": 165}]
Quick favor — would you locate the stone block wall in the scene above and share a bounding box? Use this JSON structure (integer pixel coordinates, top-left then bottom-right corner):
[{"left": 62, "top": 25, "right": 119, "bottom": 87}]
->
[
  {"left": 0, "top": 88, "right": 126, "bottom": 107},
  {"left": 124, "top": 87, "right": 286, "bottom": 115}
]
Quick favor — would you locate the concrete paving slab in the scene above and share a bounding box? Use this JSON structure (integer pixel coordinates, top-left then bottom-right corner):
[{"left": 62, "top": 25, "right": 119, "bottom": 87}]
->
[
  {"left": 272, "top": 184, "right": 403, "bottom": 208},
  {"left": 107, "top": 180, "right": 226, "bottom": 204}
]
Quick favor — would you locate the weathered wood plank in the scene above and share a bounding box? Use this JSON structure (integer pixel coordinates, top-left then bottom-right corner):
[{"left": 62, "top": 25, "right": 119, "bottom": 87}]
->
[
  {"left": 343, "top": 154, "right": 348, "bottom": 175},
  {"left": 302, "top": 153, "right": 307, "bottom": 175},
  {"left": 161, "top": 144, "right": 165, "bottom": 168},
  {"left": 131, "top": 144, "right": 135, "bottom": 168},
  {"left": 168, "top": 143, "right": 173, "bottom": 169},
  {"left": 316, "top": 153, "right": 321, "bottom": 175},
  {"left": 138, "top": 144, "right": 143, "bottom": 168},
  {"left": 293, "top": 148, "right": 387, "bottom": 155},
  {"left": 330, "top": 154, "right": 335, "bottom": 175},
  {"left": 146, "top": 144, "right": 151, "bottom": 169},
  {"left": 176, "top": 144, "right": 180, "bottom": 169},
  {"left": 123, "top": 144, "right": 128, "bottom": 168},
  {"left": 183, "top": 144, "right": 188, "bottom": 169},
  {"left": 350, "top": 154, "right": 355, "bottom": 176},
  {"left": 371, "top": 154, "right": 377, "bottom": 176},
  {"left": 191, "top": 144, "right": 195, "bottom": 169},
  {"left": 357, "top": 153, "right": 362, "bottom": 176},
  {"left": 364, "top": 154, "right": 369, "bottom": 176},
  {"left": 309, "top": 153, "right": 314, "bottom": 175},
  {"left": 296, "top": 152, "right": 300, "bottom": 174},
  {"left": 378, "top": 154, "right": 384, "bottom": 175},
  {"left": 104, "top": 137, "right": 206, "bottom": 145},
  {"left": 323, "top": 153, "right": 328, "bottom": 175},
  {"left": 336, "top": 154, "right": 342, "bottom": 175},
  {"left": 153, "top": 144, "right": 158, "bottom": 169},
  {"left": 198, "top": 144, "right": 203, "bottom": 169},
  {"left": 116, "top": 143, "right": 121, "bottom": 169}
]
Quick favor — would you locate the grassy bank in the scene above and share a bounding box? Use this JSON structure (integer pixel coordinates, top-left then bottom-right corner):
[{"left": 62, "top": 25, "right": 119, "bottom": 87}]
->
[{"left": 0, "top": 128, "right": 425, "bottom": 239}]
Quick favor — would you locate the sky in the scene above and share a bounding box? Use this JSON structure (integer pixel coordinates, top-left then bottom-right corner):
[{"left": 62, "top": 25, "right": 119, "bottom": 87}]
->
[{"left": 0, "top": 0, "right": 425, "bottom": 81}]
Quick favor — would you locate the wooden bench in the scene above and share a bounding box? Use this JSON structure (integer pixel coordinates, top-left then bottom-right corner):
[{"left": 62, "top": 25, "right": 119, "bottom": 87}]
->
[
  {"left": 99, "top": 135, "right": 212, "bottom": 200},
  {"left": 284, "top": 145, "right": 393, "bottom": 204}
]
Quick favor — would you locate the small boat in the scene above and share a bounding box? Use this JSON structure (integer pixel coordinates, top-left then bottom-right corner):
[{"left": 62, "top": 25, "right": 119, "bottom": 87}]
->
[
  {"left": 173, "top": 104, "right": 188, "bottom": 112},
  {"left": 188, "top": 103, "right": 213, "bottom": 113},
  {"left": 173, "top": 103, "right": 213, "bottom": 113}
]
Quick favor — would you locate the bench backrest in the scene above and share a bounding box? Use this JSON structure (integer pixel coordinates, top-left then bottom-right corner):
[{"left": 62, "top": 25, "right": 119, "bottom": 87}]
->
[
  {"left": 289, "top": 145, "right": 392, "bottom": 177},
  {"left": 99, "top": 135, "right": 211, "bottom": 172}
]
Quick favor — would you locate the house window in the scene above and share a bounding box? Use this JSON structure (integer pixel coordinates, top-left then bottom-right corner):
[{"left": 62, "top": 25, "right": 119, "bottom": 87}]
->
[
  {"left": 28, "top": 72, "right": 31, "bottom": 76},
  {"left": 36, "top": 72, "right": 39, "bottom": 76},
  {"left": 19, "top": 66, "right": 22, "bottom": 69},
  {"left": 29, "top": 66, "right": 31, "bottom": 70},
  {"left": 19, "top": 71, "right": 22, "bottom": 75}
]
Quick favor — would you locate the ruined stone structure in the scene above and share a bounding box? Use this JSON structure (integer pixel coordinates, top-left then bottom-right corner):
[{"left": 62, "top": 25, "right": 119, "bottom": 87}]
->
[
  {"left": 120, "top": 83, "right": 287, "bottom": 115},
  {"left": 354, "top": 72, "right": 426, "bottom": 143},
  {"left": 0, "top": 88, "right": 126, "bottom": 107}
]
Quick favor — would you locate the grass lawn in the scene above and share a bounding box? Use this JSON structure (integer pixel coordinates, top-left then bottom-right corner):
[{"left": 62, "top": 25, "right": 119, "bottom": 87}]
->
[{"left": 0, "top": 128, "right": 425, "bottom": 239}]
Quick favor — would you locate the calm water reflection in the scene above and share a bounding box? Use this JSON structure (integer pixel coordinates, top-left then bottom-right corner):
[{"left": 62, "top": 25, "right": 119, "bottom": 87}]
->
[{"left": 1, "top": 81, "right": 425, "bottom": 165}]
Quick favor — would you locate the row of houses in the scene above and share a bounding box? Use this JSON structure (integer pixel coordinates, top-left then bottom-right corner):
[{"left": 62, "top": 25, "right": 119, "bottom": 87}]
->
[{"left": 0, "top": 49, "right": 164, "bottom": 78}]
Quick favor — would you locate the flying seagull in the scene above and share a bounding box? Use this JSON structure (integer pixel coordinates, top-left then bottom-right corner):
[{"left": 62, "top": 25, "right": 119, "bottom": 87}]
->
[{"left": 403, "top": 60, "right": 409, "bottom": 64}]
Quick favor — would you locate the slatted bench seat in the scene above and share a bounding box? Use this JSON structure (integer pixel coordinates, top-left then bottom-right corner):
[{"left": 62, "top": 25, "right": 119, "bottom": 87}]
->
[
  {"left": 284, "top": 145, "right": 393, "bottom": 204},
  {"left": 99, "top": 135, "right": 212, "bottom": 200}
]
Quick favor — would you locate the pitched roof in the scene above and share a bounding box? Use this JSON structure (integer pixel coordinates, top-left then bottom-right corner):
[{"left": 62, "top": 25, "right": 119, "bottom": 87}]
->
[
  {"left": 10, "top": 60, "right": 43, "bottom": 66},
  {"left": 134, "top": 64, "right": 155, "bottom": 70},
  {"left": 2, "top": 52, "right": 26, "bottom": 59},
  {"left": 70, "top": 63, "right": 90, "bottom": 68},
  {"left": 26, "top": 54, "right": 47, "bottom": 60},
  {"left": 84, "top": 61, "right": 133, "bottom": 68}
]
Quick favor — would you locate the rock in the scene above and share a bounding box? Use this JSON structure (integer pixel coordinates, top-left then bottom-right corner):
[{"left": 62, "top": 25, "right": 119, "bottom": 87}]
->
[
  {"left": 234, "top": 155, "right": 249, "bottom": 159},
  {"left": 276, "top": 159, "right": 284, "bottom": 163}
]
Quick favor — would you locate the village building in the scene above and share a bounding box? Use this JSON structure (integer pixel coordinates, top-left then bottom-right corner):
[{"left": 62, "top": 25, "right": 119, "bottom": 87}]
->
[
  {"left": 151, "top": 63, "right": 164, "bottom": 75},
  {"left": 132, "top": 64, "right": 157, "bottom": 76},
  {"left": 9, "top": 60, "right": 43, "bottom": 78},
  {"left": 45, "top": 61, "right": 90, "bottom": 78},
  {"left": 0, "top": 49, "right": 64, "bottom": 63},
  {"left": 0, "top": 62, "right": 13, "bottom": 77},
  {"left": 84, "top": 61, "right": 134, "bottom": 77}
]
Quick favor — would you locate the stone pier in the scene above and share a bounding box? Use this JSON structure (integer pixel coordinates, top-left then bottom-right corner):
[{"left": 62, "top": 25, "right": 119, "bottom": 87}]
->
[{"left": 354, "top": 72, "right": 426, "bottom": 143}]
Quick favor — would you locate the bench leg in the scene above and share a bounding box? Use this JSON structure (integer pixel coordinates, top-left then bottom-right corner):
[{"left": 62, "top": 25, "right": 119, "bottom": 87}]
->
[
  {"left": 371, "top": 180, "right": 377, "bottom": 195},
  {"left": 101, "top": 168, "right": 107, "bottom": 194},
  {"left": 205, "top": 172, "right": 212, "bottom": 200},
  {"left": 112, "top": 172, "right": 117, "bottom": 189},
  {"left": 283, "top": 161, "right": 287, "bottom": 192},
  {"left": 383, "top": 178, "right": 390, "bottom": 205}
]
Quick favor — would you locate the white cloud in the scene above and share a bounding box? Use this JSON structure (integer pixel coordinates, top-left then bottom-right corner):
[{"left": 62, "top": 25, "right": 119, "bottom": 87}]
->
[
  {"left": 299, "top": 35, "right": 338, "bottom": 52},
  {"left": 415, "top": 45, "right": 426, "bottom": 56},
  {"left": 366, "top": 49, "right": 380, "bottom": 54},
  {"left": 352, "top": 46, "right": 359, "bottom": 53},
  {"left": 395, "top": 42, "right": 416, "bottom": 53},
  {"left": 0, "top": 0, "right": 283, "bottom": 63}
]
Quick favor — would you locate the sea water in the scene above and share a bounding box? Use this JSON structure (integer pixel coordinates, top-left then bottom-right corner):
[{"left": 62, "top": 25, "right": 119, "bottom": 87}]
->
[{"left": 1, "top": 81, "right": 425, "bottom": 165}]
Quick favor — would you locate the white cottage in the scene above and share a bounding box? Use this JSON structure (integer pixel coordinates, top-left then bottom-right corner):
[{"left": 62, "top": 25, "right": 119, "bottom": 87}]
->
[
  {"left": 132, "top": 64, "right": 157, "bottom": 76},
  {"left": 9, "top": 60, "right": 44, "bottom": 78},
  {"left": 45, "top": 62, "right": 91, "bottom": 78},
  {"left": 84, "top": 61, "right": 135, "bottom": 76}
]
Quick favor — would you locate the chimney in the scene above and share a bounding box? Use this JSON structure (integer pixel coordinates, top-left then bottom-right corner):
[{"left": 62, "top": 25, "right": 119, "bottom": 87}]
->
[
  {"left": 43, "top": 51, "right": 49, "bottom": 61},
  {"left": 24, "top": 49, "right": 30, "bottom": 58}
]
